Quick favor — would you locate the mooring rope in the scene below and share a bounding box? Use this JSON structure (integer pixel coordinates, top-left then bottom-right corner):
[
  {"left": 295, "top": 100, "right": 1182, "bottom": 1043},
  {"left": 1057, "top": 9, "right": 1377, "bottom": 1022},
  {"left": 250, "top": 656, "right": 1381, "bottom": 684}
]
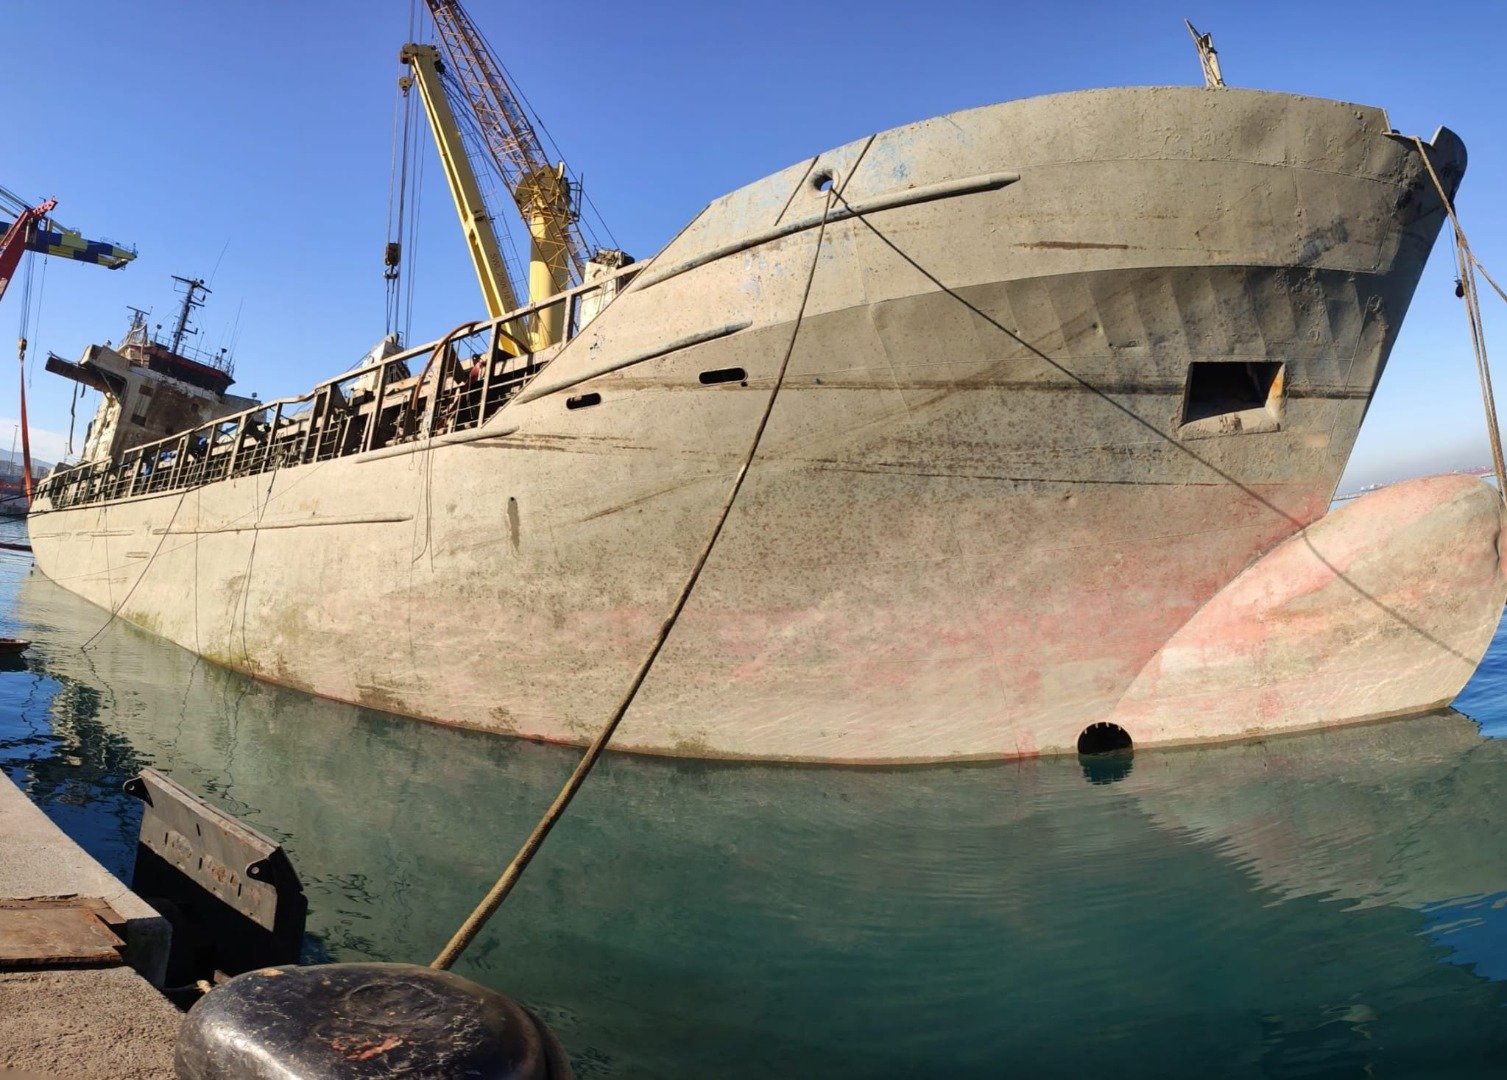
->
[
  {"left": 79, "top": 489, "right": 189, "bottom": 652},
  {"left": 1412, "top": 135, "right": 1507, "bottom": 501},
  {"left": 431, "top": 184, "right": 838, "bottom": 971}
]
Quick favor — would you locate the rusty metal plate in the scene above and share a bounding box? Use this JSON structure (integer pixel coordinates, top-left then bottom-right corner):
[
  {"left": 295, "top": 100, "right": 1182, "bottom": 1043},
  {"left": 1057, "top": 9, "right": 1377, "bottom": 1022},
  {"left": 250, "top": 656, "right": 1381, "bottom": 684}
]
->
[
  {"left": 0, "top": 898, "right": 126, "bottom": 968},
  {"left": 125, "top": 769, "right": 300, "bottom": 934}
]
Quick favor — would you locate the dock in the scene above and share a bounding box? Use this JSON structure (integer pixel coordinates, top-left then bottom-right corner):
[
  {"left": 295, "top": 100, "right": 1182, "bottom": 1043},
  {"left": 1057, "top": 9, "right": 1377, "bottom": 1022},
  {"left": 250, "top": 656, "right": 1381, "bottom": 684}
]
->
[{"left": 0, "top": 769, "right": 181, "bottom": 1078}]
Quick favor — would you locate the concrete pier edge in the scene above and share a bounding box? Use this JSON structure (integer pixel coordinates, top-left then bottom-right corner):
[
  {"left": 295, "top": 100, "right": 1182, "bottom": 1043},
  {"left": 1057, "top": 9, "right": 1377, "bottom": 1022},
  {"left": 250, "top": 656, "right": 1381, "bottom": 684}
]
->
[{"left": 0, "top": 768, "right": 181, "bottom": 1078}]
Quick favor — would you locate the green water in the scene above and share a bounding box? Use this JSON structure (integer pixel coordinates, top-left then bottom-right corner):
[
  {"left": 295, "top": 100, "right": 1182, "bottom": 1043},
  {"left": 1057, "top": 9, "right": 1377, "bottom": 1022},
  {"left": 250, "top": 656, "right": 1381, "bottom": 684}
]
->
[{"left": 4, "top": 515, "right": 1507, "bottom": 1076}]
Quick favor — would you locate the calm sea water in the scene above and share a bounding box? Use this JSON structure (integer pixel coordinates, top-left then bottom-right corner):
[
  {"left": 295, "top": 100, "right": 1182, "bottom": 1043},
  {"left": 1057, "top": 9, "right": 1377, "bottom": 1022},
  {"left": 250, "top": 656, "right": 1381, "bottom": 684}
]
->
[{"left": 5, "top": 515, "right": 1507, "bottom": 1077}]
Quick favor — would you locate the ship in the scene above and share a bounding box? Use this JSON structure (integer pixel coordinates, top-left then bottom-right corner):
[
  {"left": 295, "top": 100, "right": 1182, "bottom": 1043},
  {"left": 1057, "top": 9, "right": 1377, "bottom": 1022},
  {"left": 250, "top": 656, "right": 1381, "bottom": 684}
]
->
[{"left": 24, "top": 82, "right": 1507, "bottom": 764}]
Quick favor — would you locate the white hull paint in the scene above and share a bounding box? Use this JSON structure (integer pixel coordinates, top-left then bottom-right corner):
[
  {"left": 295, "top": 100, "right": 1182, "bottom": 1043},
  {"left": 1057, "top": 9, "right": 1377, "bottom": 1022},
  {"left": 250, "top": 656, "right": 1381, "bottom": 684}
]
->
[{"left": 30, "top": 87, "right": 1507, "bottom": 762}]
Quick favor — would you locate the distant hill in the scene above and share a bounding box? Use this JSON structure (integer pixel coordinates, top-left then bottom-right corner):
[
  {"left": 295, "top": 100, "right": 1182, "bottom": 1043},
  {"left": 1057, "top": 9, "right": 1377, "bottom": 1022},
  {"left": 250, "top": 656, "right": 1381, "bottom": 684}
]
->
[{"left": 0, "top": 448, "right": 53, "bottom": 480}]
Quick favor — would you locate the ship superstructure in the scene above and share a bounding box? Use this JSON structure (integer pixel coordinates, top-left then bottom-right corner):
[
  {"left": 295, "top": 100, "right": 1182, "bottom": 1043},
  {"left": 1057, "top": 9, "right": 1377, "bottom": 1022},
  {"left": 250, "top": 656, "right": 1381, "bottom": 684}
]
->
[{"left": 46, "top": 284, "right": 255, "bottom": 469}]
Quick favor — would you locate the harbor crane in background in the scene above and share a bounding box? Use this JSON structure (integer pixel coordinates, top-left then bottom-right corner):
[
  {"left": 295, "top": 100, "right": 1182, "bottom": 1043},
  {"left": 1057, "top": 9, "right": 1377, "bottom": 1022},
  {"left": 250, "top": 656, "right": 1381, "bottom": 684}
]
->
[
  {"left": 0, "top": 188, "right": 136, "bottom": 499},
  {"left": 397, "top": 0, "right": 607, "bottom": 352},
  {"left": 0, "top": 192, "right": 136, "bottom": 273},
  {"left": 0, "top": 197, "right": 56, "bottom": 306}
]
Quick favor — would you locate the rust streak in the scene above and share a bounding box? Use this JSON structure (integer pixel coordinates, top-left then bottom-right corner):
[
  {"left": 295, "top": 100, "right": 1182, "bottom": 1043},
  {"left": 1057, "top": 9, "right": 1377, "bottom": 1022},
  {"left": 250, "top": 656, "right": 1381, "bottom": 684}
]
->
[
  {"left": 1021, "top": 240, "right": 1133, "bottom": 251},
  {"left": 352, "top": 1036, "right": 404, "bottom": 1061}
]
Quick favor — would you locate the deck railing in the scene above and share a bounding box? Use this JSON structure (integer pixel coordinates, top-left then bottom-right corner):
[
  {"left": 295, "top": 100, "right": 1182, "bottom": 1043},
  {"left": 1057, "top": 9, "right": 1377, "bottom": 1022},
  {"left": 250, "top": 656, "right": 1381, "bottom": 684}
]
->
[{"left": 38, "top": 264, "right": 638, "bottom": 512}]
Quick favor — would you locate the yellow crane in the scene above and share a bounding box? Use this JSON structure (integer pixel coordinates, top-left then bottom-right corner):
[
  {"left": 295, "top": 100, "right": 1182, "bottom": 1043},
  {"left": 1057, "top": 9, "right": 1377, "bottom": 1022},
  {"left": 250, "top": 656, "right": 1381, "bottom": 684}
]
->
[
  {"left": 399, "top": 43, "right": 521, "bottom": 324},
  {"left": 399, "top": 1, "right": 588, "bottom": 352}
]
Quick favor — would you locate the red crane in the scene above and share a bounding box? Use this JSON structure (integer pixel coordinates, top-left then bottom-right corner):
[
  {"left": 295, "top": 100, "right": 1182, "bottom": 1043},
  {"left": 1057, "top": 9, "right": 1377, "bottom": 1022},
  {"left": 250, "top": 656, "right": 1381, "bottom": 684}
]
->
[{"left": 0, "top": 197, "right": 58, "bottom": 501}]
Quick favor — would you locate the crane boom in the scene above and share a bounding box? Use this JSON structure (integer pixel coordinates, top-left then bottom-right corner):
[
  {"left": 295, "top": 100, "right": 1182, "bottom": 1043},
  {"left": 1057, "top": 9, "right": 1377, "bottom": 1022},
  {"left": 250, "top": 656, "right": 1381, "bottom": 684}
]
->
[
  {"left": 400, "top": 42, "right": 522, "bottom": 324},
  {"left": 0, "top": 220, "right": 135, "bottom": 270},
  {"left": 0, "top": 185, "right": 135, "bottom": 272},
  {"left": 0, "top": 194, "right": 137, "bottom": 501},
  {"left": 0, "top": 198, "right": 56, "bottom": 303},
  {"left": 421, "top": 0, "right": 584, "bottom": 347}
]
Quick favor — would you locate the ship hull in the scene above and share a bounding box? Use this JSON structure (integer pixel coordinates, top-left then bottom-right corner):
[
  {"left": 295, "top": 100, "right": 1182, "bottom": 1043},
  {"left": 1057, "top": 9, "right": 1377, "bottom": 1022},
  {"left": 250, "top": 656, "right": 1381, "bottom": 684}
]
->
[{"left": 28, "top": 87, "right": 1506, "bottom": 762}]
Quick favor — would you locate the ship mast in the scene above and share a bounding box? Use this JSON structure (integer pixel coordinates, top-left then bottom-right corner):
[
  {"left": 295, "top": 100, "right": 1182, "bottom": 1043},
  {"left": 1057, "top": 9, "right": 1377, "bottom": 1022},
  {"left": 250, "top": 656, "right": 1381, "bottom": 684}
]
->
[{"left": 168, "top": 275, "right": 210, "bottom": 356}]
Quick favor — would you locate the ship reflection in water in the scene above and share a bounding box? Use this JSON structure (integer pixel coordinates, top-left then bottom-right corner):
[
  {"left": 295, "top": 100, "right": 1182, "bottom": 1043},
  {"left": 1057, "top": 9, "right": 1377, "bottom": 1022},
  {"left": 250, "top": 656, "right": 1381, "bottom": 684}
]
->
[{"left": 3, "top": 523, "right": 1507, "bottom": 1076}]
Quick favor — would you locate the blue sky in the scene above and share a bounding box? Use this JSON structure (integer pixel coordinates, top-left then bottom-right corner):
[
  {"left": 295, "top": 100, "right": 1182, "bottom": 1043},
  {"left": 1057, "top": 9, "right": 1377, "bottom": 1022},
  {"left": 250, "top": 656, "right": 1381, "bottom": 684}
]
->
[{"left": 3, "top": 1, "right": 1505, "bottom": 488}]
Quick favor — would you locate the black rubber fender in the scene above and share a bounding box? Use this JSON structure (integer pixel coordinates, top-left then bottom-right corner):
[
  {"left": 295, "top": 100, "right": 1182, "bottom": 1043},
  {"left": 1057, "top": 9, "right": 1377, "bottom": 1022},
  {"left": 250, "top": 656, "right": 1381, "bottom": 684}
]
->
[{"left": 174, "top": 962, "right": 569, "bottom": 1078}]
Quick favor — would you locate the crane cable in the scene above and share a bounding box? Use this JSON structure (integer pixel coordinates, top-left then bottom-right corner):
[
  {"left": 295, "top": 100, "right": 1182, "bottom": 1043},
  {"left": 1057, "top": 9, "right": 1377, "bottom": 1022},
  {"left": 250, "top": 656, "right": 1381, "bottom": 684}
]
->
[
  {"left": 385, "top": 71, "right": 417, "bottom": 338},
  {"left": 1412, "top": 135, "right": 1507, "bottom": 502},
  {"left": 384, "top": 0, "right": 426, "bottom": 339},
  {"left": 431, "top": 183, "right": 839, "bottom": 972},
  {"left": 17, "top": 245, "right": 47, "bottom": 382},
  {"left": 15, "top": 244, "right": 46, "bottom": 499},
  {"left": 403, "top": 111, "right": 426, "bottom": 348}
]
